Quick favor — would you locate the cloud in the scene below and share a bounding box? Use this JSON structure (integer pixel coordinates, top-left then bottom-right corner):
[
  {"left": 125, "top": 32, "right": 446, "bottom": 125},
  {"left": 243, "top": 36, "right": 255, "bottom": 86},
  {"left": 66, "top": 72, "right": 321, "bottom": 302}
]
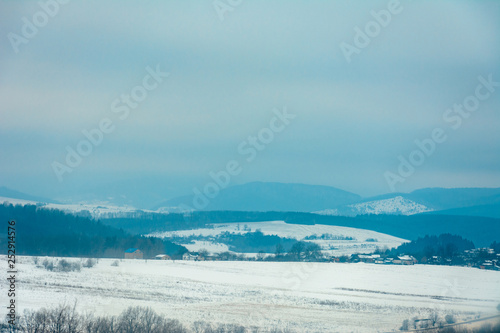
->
[{"left": 0, "top": 0, "right": 499, "bottom": 198}]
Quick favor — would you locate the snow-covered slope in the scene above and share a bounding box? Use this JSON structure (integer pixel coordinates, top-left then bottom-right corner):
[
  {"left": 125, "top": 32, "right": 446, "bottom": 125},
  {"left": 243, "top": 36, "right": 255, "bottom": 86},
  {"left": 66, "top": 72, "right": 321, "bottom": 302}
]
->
[
  {"left": 315, "top": 196, "right": 432, "bottom": 217},
  {"left": 350, "top": 196, "right": 432, "bottom": 215},
  {"left": 148, "top": 220, "right": 407, "bottom": 256},
  {"left": 0, "top": 196, "right": 153, "bottom": 219}
]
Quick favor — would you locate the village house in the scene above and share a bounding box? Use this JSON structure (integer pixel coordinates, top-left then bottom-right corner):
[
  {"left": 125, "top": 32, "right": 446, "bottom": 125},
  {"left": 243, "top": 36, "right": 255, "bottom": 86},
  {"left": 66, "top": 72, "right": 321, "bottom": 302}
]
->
[
  {"left": 182, "top": 252, "right": 198, "bottom": 261},
  {"left": 155, "top": 254, "right": 171, "bottom": 260},
  {"left": 358, "top": 254, "right": 380, "bottom": 263},
  {"left": 397, "top": 255, "right": 417, "bottom": 265},
  {"left": 124, "top": 248, "right": 143, "bottom": 259}
]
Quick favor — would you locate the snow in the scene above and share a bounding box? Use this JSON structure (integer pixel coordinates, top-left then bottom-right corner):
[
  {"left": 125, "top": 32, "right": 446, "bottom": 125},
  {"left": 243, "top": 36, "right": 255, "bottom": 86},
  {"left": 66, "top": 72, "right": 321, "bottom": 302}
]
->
[
  {"left": 183, "top": 240, "right": 230, "bottom": 253},
  {"left": 0, "top": 196, "right": 154, "bottom": 219},
  {"left": 313, "top": 208, "right": 340, "bottom": 216},
  {"left": 148, "top": 220, "right": 407, "bottom": 256},
  {"left": 315, "top": 196, "right": 432, "bottom": 216},
  {"left": 3, "top": 256, "right": 499, "bottom": 332},
  {"left": 349, "top": 196, "right": 431, "bottom": 215}
]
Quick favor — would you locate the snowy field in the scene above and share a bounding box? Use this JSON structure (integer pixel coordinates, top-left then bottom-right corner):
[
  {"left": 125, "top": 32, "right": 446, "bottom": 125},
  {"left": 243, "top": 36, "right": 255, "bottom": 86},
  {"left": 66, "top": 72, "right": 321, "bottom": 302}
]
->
[
  {"left": 2, "top": 256, "right": 499, "bottom": 332},
  {"left": 148, "top": 221, "right": 407, "bottom": 256}
]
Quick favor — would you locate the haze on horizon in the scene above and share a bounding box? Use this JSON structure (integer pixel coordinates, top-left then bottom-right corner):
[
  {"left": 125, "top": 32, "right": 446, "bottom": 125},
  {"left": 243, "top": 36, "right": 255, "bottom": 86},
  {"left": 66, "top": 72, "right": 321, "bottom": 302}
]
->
[{"left": 1, "top": 0, "right": 499, "bottom": 203}]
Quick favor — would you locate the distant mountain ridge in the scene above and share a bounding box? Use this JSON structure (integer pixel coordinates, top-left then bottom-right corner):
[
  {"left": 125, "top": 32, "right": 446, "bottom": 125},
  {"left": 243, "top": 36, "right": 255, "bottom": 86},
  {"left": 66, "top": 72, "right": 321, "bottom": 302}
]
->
[
  {"left": 0, "top": 186, "right": 59, "bottom": 204},
  {"left": 423, "top": 203, "right": 500, "bottom": 219},
  {"left": 155, "top": 182, "right": 362, "bottom": 212},
  {"left": 158, "top": 183, "right": 500, "bottom": 217},
  {"left": 2, "top": 183, "right": 500, "bottom": 218}
]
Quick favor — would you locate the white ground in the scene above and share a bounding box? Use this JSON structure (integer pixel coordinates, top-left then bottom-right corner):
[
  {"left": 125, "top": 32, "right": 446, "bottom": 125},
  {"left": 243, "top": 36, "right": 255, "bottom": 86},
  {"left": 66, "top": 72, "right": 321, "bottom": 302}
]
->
[
  {"left": 315, "top": 196, "right": 432, "bottom": 217},
  {"left": 348, "top": 196, "right": 431, "bottom": 215},
  {"left": 2, "top": 256, "right": 499, "bottom": 332},
  {"left": 0, "top": 197, "right": 155, "bottom": 219},
  {"left": 148, "top": 221, "right": 407, "bottom": 256}
]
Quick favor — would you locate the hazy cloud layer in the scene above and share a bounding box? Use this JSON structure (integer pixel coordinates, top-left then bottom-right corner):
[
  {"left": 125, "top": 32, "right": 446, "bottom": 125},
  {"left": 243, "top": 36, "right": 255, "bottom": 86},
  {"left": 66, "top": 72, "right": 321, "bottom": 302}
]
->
[{"left": 1, "top": 0, "right": 499, "bottom": 200}]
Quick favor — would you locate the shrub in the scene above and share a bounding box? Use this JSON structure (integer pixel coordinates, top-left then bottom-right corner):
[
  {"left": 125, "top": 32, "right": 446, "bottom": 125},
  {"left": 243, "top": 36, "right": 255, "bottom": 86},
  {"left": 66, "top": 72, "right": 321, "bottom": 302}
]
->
[
  {"left": 445, "top": 314, "right": 455, "bottom": 324},
  {"left": 82, "top": 258, "right": 97, "bottom": 268},
  {"left": 42, "top": 258, "right": 55, "bottom": 271},
  {"left": 41, "top": 258, "right": 81, "bottom": 272},
  {"left": 57, "top": 259, "right": 81, "bottom": 272}
]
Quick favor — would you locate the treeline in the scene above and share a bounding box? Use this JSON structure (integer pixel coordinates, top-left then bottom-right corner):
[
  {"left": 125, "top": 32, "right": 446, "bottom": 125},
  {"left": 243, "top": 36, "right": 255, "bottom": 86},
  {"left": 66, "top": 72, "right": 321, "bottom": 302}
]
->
[
  {"left": 1, "top": 304, "right": 293, "bottom": 333},
  {"left": 389, "top": 234, "right": 474, "bottom": 261},
  {"left": 195, "top": 240, "right": 323, "bottom": 262},
  {"left": 0, "top": 203, "right": 187, "bottom": 258},
  {"left": 218, "top": 230, "right": 297, "bottom": 253},
  {"left": 399, "top": 312, "right": 500, "bottom": 333},
  {"left": 100, "top": 211, "right": 290, "bottom": 235},
  {"left": 99, "top": 210, "right": 500, "bottom": 248},
  {"left": 169, "top": 230, "right": 299, "bottom": 253},
  {"left": 490, "top": 241, "right": 500, "bottom": 252}
]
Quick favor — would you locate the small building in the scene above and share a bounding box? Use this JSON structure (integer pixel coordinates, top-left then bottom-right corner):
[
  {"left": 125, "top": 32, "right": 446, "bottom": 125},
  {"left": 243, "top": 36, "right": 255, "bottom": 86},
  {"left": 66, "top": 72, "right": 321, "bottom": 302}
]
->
[
  {"left": 124, "top": 248, "right": 143, "bottom": 259},
  {"left": 182, "top": 252, "right": 198, "bottom": 261},
  {"left": 358, "top": 255, "right": 375, "bottom": 263},
  {"left": 155, "top": 254, "right": 171, "bottom": 260},
  {"left": 384, "top": 258, "right": 394, "bottom": 264},
  {"left": 398, "top": 255, "right": 417, "bottom": 265}
]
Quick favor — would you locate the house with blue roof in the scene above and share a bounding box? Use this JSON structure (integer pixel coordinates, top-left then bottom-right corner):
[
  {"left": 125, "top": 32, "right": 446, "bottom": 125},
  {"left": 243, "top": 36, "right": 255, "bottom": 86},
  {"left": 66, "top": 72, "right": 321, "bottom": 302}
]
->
[{"left": 124, "top": 248, "right": 143, "bottom": 259}]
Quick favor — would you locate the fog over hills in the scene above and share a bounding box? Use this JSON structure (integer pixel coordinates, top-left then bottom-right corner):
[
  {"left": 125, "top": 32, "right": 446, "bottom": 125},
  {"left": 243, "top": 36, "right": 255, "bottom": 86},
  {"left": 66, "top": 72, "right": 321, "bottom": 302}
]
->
[
  {"left": 0, "top": 186, "right": 59, "bottom": 204},
  {"left": 156, "top": 182, "right": 500, "bottom": 215},
  {"left": 155, "top": 181, "right": 362, "bottom": 212},
  {"left": 2, "top": 182, "right": 500, "bottom": 218}
]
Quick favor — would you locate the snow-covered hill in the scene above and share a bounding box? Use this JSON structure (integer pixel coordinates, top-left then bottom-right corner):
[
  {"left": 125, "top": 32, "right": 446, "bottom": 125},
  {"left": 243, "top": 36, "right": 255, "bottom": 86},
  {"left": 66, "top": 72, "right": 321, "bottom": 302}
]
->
[
  {"left": 315, "top": 196, "right": 432, "bottom": 217},
  {"left": 148, "top": 220, "right": 407, "bottom": 256},
  {"left": 0, "top": 196, "right": 153, "bottom": 219}
]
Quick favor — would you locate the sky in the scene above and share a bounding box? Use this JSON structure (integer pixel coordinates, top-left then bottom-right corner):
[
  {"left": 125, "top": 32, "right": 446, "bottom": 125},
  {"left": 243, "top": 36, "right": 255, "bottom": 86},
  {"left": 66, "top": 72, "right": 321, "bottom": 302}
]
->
[{"left": 1, "top": 0, "right": 499, "bottom": 204}]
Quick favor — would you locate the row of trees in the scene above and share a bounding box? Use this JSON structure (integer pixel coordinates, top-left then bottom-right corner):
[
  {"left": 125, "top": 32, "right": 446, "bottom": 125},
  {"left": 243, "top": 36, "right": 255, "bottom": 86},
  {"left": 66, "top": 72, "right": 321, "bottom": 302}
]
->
[
  {"left": 386, "top": 234, "right": 475, "bottom": 262},
  {"left": 196, "top": 240, "right": 324, "bottom": 262},
  {"left": 2, "top": 304, "right": 292, "bottom": 333},
  {"left": 212, "top": 230, "right": 297, "bottom": 253},
  {"left": 399, "top": 311, "right": 500, "bottom": 332}
]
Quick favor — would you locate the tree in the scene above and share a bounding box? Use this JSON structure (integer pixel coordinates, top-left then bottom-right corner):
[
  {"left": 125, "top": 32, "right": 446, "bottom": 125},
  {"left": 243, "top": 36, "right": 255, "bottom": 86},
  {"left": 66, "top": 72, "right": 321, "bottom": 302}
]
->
[
  {"left": 257, "top": 251, "right": 266, "bottom": 261},
  {"left": 289, "top": 242, "right": 306, "bottom": 261},
  {"left": 198, "top": 248, "right": 209, "bottom": 258},
  {"left": 400, "top": 319, "right": 409, "bottom": 331},
  {"left": 429, "top": 312, "right": 439, "bottom": 326},
  {"left": 275, "top": 243, "right": 284, "bottom": 259},
  {"left": 412, "top": 316, "right": 418, "bottom": 329},
  {"left": 304, "top": 243, "right": 323, "bottom": 261}
]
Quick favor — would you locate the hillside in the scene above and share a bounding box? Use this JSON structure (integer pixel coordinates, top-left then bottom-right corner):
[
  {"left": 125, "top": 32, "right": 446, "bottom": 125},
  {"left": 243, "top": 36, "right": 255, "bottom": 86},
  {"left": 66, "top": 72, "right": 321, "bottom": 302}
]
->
[
  {"left": 0, "top": 203, "right": 187, "bottom": 258},
  {"left": 424, "top": 203, "right": 500, "bottom": 219},
  {"left": 284, "top": 213, "right": 500, "bottom": 248},
  {"left": 102, "top": 211, "right": 500, "bottom": 248},
  {"left": 155, "top": 182, "right": 361, "bottom": 212},
  {"left": 0, "top": 186, "right": 58, "bottom": 204},
  {"left": 315, "top": 196, "right": 432, "bottom": 216},
  {"left": 149, "top": 220, "right": 407, "bottom": 256}
]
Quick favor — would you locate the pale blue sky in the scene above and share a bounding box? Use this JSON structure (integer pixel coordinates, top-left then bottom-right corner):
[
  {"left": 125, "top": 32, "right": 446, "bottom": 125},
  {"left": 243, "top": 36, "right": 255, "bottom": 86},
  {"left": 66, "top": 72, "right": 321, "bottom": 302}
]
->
[{"left": 1, "top": 0, "right": 499, "bottom": 201}]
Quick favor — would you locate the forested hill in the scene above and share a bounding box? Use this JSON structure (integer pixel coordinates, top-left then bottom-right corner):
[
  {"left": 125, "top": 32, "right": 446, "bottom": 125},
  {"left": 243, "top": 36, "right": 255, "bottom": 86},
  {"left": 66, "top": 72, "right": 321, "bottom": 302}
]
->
[
  {"left": 0, "top": 203, "right": 187, "bottom": 258},
  {"left": 101, "top": 211, "right": 500, "bottom": 248}
]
